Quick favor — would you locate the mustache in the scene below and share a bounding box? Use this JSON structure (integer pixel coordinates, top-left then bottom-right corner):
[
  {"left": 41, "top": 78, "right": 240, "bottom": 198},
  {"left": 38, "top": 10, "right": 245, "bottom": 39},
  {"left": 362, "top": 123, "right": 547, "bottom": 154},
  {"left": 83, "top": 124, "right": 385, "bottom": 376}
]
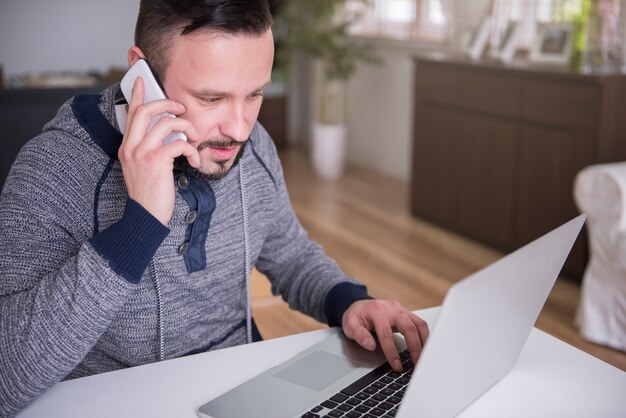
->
[{"left": 197, "top": 139, "right": 242, "bottom": 151}]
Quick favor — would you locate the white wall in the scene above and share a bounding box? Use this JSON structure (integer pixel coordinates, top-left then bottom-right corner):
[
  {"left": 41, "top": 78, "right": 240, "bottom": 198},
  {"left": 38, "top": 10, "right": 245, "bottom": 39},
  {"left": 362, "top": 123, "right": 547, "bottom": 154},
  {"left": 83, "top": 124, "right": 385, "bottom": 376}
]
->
[
  {"left": 0, "top": 0, "right": 140, "bottom": 77},
  {"left": 340, "top": 0, "right": 492, "bottom": 182},
  {"left": 344, "top": 39, "right": 440, "bottom": 182}
]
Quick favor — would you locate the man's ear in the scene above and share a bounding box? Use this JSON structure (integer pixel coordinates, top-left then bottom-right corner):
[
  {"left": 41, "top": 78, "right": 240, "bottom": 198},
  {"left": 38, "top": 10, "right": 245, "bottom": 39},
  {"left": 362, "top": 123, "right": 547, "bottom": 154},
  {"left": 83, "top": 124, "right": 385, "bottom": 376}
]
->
[{"left": 127, "top": 46, "right": 146, "bottom": 67}]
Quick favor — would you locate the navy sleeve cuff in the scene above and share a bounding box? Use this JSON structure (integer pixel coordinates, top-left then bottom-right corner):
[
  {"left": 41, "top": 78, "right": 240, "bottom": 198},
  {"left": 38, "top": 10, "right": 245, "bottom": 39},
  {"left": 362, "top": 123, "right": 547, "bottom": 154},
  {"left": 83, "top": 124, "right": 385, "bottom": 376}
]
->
[
  {"left": 324, "top": 282, "right": 372, "bottom": 327},
  {"left": 89, "top": 198, "right": 170, "bottom": 284}
]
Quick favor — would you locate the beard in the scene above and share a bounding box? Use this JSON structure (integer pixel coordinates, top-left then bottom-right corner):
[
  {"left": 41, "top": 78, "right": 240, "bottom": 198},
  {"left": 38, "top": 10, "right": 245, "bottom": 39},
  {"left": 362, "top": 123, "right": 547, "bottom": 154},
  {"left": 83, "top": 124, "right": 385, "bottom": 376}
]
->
[{"left": 174, "top": 139, "right": 247, "bottom": 181}]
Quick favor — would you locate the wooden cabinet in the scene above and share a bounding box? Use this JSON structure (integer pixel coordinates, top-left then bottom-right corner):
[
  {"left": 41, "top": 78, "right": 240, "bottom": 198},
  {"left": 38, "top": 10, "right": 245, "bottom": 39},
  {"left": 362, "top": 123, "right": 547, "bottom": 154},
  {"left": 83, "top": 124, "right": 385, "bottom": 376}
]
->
[
  {"left": 258, "top": 94, "right": 287, "bottom": 148},
  {"left": 411, "top": 55, "right": 626, "bottom": 280}
]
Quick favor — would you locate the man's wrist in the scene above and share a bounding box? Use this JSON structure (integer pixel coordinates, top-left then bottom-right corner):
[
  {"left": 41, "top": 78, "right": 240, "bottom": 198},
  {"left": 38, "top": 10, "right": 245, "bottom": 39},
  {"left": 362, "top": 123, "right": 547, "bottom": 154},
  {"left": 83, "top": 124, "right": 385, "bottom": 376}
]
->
[{"left": 324, "top": 282, "right": 372, "bottom": 327}]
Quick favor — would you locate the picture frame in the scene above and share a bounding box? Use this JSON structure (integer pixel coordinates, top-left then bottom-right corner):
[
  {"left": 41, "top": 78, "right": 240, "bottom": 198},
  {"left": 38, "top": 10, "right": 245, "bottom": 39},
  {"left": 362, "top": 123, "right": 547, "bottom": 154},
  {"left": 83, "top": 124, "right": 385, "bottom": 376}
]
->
[
  {"left": 495, "top": 21, "right": 523, "bottom": 64},
  {"left": 529, "top": 22, "right": 575, "bottom": 65},
  {"left": 466, "top": 16, "right": 492, "bottom": 62}
]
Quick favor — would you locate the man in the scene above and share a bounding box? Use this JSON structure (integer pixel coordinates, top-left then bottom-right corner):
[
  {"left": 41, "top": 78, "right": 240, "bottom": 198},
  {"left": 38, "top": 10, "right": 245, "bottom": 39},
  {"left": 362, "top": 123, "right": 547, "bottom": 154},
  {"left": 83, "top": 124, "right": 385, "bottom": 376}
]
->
[{"left": 0, "top": 1, "right": 428, "bottom": 415}]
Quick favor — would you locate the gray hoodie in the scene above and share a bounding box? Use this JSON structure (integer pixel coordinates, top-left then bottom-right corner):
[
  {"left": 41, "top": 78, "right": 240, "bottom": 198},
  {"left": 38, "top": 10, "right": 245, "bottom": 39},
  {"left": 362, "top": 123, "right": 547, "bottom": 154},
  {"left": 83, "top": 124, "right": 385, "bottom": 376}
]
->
[{"left": 0, "top": 85, "right": 369, "bottom": 416}]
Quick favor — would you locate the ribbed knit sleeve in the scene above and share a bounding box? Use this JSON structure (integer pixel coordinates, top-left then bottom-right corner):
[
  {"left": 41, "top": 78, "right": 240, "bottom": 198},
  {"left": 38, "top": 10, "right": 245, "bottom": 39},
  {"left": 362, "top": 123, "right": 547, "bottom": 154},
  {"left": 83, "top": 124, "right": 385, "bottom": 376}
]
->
[
  {"left": 324, "top": 282, "right": 372, "bottom": 327},
  {"left": 90, "top": 198, "right": 169, "bottom": 283}
]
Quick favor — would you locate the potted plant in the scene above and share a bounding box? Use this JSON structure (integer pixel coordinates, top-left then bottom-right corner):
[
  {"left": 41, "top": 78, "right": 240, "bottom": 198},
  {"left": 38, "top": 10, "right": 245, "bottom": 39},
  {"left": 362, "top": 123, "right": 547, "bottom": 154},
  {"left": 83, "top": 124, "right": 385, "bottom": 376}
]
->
[{"left": 275, "top": 0, "right": 378, "bottom": 178}]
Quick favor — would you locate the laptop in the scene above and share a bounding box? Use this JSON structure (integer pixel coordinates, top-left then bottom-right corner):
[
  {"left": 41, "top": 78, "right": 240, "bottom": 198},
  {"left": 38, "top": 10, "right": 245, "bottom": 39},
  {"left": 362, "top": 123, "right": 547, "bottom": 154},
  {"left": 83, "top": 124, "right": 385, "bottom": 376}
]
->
[{"left": 198, "top": 215, "right": 585, "bottom": 418}]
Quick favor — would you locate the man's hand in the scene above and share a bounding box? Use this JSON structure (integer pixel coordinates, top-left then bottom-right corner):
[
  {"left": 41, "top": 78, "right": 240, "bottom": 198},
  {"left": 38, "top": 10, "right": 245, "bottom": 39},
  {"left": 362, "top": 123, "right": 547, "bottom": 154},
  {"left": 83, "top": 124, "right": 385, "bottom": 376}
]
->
[
  {"left": 342, "top": 299, "right": 429, "bottom": 372},
  {"left": 118, "top": 77, "right": 201, "bottom": 226}
]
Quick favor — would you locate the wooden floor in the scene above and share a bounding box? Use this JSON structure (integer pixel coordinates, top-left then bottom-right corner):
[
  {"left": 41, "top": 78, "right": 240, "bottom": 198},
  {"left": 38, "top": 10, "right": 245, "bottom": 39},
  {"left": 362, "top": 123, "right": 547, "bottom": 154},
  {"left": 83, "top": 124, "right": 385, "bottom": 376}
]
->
[{"left": 250, "top": 147, "right": 626, "bottom": 372}]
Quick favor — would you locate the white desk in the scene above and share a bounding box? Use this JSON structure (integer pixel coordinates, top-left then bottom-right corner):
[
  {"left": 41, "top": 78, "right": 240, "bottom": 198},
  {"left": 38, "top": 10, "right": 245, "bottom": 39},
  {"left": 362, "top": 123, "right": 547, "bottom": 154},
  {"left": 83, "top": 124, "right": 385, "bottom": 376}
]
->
[{"left": 18, "top": 308, "right": 626, "bottom": 418}]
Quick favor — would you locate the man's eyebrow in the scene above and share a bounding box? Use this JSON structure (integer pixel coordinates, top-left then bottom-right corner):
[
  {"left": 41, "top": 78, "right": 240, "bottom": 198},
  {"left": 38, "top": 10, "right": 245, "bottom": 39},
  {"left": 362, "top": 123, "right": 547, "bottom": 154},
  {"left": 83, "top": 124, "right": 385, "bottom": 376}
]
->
[
  {"left": 253, "top": 80, "right": 272, "bottom": 93},
  {"left": 192, "top": 81, "right": 272, "bottom": 97}
]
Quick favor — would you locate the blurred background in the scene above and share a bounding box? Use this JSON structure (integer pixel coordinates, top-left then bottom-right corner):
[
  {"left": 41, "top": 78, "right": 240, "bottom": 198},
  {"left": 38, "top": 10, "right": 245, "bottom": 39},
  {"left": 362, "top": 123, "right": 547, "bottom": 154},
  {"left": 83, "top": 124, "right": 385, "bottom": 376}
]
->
[{"left": 1, "top": 0, "right": 625, "bottom": 371}]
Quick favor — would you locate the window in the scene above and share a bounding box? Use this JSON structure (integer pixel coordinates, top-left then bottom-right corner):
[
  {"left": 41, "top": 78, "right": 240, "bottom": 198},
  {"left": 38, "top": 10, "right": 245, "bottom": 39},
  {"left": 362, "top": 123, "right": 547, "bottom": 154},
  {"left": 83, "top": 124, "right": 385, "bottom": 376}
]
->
[
  {"left": 490, "top": 0, "right": 586, "bottom": 50},
  {"left": 346, "top": 0, "right": 449, "bottom": 42},
  {"left": 346, "top": 0, "right": 590, "bottom": 48}
]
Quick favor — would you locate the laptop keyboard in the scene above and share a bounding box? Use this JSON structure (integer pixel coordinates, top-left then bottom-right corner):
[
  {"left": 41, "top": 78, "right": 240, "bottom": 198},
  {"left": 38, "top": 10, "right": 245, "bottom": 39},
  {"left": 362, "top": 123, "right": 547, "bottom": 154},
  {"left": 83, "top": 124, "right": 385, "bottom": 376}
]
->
[{"left": 301, "top": 350, "right": 414, "bottom": 418}]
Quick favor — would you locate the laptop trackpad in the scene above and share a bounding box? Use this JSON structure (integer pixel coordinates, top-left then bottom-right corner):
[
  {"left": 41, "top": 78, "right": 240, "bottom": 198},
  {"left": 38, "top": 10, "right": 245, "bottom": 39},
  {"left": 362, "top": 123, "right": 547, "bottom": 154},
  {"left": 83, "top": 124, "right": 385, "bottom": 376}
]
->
[{"left": 274, "top": 350, "right": 359, "bottom": 391}]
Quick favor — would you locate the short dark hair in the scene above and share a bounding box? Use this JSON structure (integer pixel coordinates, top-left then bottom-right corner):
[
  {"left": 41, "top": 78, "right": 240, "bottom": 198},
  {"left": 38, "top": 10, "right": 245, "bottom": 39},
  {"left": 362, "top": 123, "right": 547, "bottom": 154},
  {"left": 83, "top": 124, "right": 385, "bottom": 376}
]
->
[{"left": 134, "top": 0, "right": 273, "bottom": 81}]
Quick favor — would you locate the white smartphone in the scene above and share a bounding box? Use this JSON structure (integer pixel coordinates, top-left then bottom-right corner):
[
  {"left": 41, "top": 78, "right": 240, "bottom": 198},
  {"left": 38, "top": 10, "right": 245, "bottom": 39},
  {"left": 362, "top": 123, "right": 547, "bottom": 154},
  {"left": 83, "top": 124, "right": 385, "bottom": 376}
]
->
[{"left": 120, "top": 59, "right": 187, "bottom": 145}]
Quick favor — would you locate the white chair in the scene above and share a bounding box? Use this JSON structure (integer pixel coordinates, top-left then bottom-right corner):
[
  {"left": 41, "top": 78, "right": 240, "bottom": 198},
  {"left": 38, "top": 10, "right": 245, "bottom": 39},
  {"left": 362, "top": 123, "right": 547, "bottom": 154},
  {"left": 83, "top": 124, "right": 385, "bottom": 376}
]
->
[{"left": 573, "top": 162, "right": 626, "bottom": 352}]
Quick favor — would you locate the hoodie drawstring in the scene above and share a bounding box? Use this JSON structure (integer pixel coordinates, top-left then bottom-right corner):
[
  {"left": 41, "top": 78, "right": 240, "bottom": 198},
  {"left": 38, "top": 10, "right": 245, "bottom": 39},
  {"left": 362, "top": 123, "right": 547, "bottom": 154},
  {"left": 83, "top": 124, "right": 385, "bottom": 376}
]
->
[{"left": 239, "top": 161, "right": 253, "bottom": 344}]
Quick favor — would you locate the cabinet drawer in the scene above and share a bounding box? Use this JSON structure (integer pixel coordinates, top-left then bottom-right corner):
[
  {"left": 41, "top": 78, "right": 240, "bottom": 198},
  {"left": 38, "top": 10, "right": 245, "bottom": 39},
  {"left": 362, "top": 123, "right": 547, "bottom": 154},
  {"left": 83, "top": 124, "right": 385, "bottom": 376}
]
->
[
  {"left": 259, "top": 96, "right": 286, "bottom": 119},
  {"left": 258, "top": 96, "right": 287, "bottom": 147},
  {"left": 461, "top": 71, "right": 522, "bottom": 118},
  {"left": 415, "top": 62, "right": 461, "bottom": 106},
  {"left": 523, "top": 79, "right": 600, "bottom": 128}
]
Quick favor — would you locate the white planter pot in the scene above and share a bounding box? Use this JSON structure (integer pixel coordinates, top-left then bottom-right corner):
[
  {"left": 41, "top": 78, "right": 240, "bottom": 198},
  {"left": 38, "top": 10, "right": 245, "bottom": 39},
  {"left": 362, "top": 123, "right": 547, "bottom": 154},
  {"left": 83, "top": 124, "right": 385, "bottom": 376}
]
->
[{"left": 311, "top": 123, "right": 347, "bottom": 179}]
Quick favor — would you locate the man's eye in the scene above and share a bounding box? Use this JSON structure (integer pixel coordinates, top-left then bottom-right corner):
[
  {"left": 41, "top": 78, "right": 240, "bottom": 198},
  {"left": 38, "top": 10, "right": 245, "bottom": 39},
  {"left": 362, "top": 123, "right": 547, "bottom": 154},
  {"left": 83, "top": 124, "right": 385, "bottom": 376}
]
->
[
  {"left": 250, "top": 92, "right": 264, "bottom": 99},
  {"left": 203, "top": 97, "right": 221, "bottom": 104}
]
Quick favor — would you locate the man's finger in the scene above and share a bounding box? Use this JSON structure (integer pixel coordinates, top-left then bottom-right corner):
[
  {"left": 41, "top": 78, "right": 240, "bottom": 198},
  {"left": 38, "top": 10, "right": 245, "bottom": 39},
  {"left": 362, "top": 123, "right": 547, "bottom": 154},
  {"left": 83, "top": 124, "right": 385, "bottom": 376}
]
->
[
  {"left": 128, "top": 77, "right": 145, "bottom": 111},
  {"left": 351, "top": 326, "right": 377, "bottom": 351},
  {"left": 343, "top": 312, "right": 377, "bottom": 351},
  {"left": 125, "top": 100, "right": 186, "bottom": 149},
  {"left": 407, "top": 310, "right": 430, "bottom": 348},
  {"left": 394, "top": 312, "right": 422, "bottom": 365},
  {"left": 124, "top": 76, "right": 145, "bottom": 138},
  {"left": 162, "top": 139, "right": 201, "bottom": 168},
  {"left": 135, "top": 116, "right": 196, "bottom": 152},
  {"left": 370, "top": 313, "right": 402, "bottom": 372}
]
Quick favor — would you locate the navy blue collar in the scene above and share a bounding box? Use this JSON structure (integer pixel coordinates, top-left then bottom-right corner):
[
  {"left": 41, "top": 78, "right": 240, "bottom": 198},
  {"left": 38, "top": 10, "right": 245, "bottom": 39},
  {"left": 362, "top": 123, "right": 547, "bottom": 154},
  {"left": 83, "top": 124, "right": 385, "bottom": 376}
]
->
[
  {"left": 71, "top": 93, "right": 123, "bottom": 160},
  {"left": 71, "top": 92, "right": 216, "bottom": 274}
]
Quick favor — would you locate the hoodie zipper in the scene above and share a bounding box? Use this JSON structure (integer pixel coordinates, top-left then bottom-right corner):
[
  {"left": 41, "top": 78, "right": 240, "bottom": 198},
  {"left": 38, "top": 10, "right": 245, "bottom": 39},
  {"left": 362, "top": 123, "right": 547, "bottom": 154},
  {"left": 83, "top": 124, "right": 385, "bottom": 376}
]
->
[
  {"left": 239, "top": 162, "right": 253, "bottom": 344},
  {"left": 149, "top": 260, "right": 166, "bottom": 361},
  {"left": 149, "top": 161, "right": 252, "bottom": 362}
]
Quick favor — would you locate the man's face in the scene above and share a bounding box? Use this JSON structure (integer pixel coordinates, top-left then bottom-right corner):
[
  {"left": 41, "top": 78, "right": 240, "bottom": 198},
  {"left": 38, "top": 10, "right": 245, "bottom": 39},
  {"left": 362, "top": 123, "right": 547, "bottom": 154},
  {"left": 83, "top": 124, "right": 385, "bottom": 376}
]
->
[{"left": 161, "top": 28, "right": 274, "bottom": 180}]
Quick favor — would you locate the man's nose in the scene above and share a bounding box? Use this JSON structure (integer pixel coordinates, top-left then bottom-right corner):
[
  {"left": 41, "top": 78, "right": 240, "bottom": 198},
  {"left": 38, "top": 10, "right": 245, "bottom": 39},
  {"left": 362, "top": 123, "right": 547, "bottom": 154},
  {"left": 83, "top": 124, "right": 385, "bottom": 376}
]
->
[{"left": 220, "top": 102, "right": 249, "bottom": 143}]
